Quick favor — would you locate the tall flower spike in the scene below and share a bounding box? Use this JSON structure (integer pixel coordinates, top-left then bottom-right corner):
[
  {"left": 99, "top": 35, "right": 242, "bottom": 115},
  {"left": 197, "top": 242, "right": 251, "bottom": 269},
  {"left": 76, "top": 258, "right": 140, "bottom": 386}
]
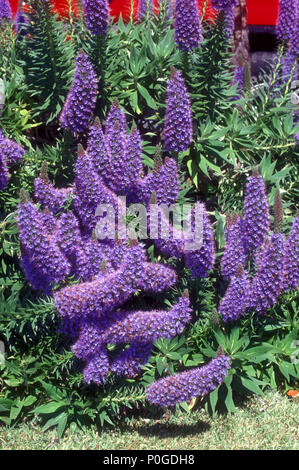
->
[
  {"left": 276, "top": 0, "right": 297, "bottom": 44},
  {"left": 83, "top": 0, "right": 109, "bottom": 35},
  {"left": 103, "top": 294, "right": 192, "bottom": 345},
  {"left": 0, "top": 0, "right": 11, "bottom": 21},
  {"left": 34, "top": 161, "right": 73, "bottom": 214},
  {"left": 274, "top": 188, "right": 284, "bottom": 233},
  {"left": 0, "top": 130, "right": 25, "bottom": 167},
  {"left": 111, "top": 342, "right": 153, "bottom": 377},
  {"left": 146, "top": 351, "right": 230, "bottom": 408},
  {"left": 283, "top": 211, "right": 299, "bottom": 292},
  {"left": 60, "top": 51, "right": 98, "bottom": 135},
  {"left": 163, "top": 68, "right": 193, "bottom": 153},
  {"left": 0, "top": 151, "right": 9, "bottom": 190},
  {"left": 83, "top": 346, "right": 109, "bottom": 385},
  {"left": 87, "top": 117, "right": 111, "bottom": 177},
  {"left": 174, "top": 0, "right": 201, "bottom": 50},
  {"left": 249, "top": 232, "right": 285, "bottom": 316},
  {"left": 54, "top": 244, "right": 147, "bottom": 320},
  {"left": 184, "top": 202, "right": 215, "bottom": 278},
  {"left": 18, "top": 200, "right": 71, "bottom": 293},
  {"left": 221, "top": 213, "right": 246, "bottom": 280},
  {"left": 242, "top": 169, "right": 270, "bottom": 255},
  {"left": 218, "top": 265, "right": 250, "bottom": 322},
  {"left": 155, "top": 157, "right": 179, "bottom": 207},
  {"left": 138, "top": 0, "right": 154, "bottom": 20}
]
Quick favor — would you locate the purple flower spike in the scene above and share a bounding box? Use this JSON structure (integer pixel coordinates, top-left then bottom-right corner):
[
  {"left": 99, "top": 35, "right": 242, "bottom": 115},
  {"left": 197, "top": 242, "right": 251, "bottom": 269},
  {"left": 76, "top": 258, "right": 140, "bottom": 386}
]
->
[
  {"left": 0, "top": 130, "right": 25, "bottom": 167},
  {"left": 0, "top": 0, "right": 11, "bottom": 21},
  {"left": 276, "top": 0, "right": 297, "bottom": 44},
  {"left": 60, "top": 51, "right": 98, "bottom": 135},
  {"left": 243, "top": 169, "right": 270, "bottom": 255},
  {"left": 174, "top": 0, "right": 201, "bottom": 50},
  {"left": 221, "top": 213, "right": 246, "bottom": 280},
  {"left": 104, "top": 294, "right": 192, "bottom": 345},
  {"left": 146, "top": 351, "right": 230, "bottom": 408},
  {"left": 163, "top": 68, "right": 193, "bottom": 153},
  {"left": 138, "top": 0, "right": 154, "bottom": 21},
  {"left": 136, "top": 262, "right": 177, "bottom": 293},
  {"left": 34, "top": 162, "right": 73, "bottom": 214},
  {"left": 219, "top": 265, "right": 250, "bottom": 322},
  {"left": 87, "top": 117, "right": 111, "bottom": 177},
  {"left": 0, "top": 153, "right": 9, "bottom": 190},
  {"left": 83, "top": 0, "right": 109, "bottom": 35},
  {"left": 184, "top": 202, "right": 215, "bottom": 278},
  {"left": 249, "top": 232, "right": 285, "bottom": 316},
  {"left": 83, "top": 346, "right": 109, "bottom": 385},
  {"left": 72, "top": 318, "right": 105, "bottom": 360},
  {"left": 111, "top": 342, "right": 153, "bottom": 377},
  {"left": 18, "top": 198, "right": 71, "bottom": 293},
  {"left": 283, "top": 212, "right": 299, "bottom": 292}
]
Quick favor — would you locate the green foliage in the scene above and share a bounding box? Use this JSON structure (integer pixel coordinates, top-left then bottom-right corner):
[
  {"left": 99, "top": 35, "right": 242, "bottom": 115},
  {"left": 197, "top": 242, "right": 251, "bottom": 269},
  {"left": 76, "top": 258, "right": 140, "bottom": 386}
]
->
[{"left": 16, "top": 0, "right": 76, "bottom": 123}]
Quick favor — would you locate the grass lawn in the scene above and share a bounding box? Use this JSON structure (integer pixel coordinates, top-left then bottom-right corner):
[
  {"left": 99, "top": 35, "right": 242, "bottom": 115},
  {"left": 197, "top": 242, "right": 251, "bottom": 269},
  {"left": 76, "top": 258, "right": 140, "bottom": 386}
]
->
[{"left": 0, "top": 390, "right": 298, "bottom": 450}]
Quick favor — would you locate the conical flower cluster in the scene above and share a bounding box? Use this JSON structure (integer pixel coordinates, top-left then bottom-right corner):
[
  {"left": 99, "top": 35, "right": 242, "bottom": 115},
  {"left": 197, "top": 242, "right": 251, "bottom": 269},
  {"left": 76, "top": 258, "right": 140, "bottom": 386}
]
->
[
  {"left": 219, "top": 265, "right": 250, "bottom": 322},
  {"left": 163, "top": 68, "right": 193, "bottom": 153},
  {"left": 146, "top": 351, "right": 230, "bottom": 407},
  {"left": 221, "top": 213, "right": 246, "bottom": 280},
  {"left": 83, "top": 0, "right": 109, "bottom": 35},
  {"left": 174, "top": 0, "right": 201, "bottom": 50},
  {"left": 138, "top": 0, "right": 154, "bottom": 21},
  {"left": 0, "top": 129, "right": 25, "bottom": 191},
  {"left": 276, "top": 0, "right": 298, "bottom": 44},
  {"left": 0, "top": 0, "right": 11, "bottom": 21},
  {"left": 219, "top": 175, "right": 298, "bottom": 321},
  {"left": 19, "top": 101, "right": 205, "bottom": 385},
  {"left": 283, "top": 212, "right": 299, "bottom": 292},
  {"left": 249, "top": 232, "right": 285, "bottom": 316},
  {"left": 60, "top": 51, "right": 98, "bottom": 135},
  {"left": 242, "top": 169, "right": 270, "bottom": 255}
]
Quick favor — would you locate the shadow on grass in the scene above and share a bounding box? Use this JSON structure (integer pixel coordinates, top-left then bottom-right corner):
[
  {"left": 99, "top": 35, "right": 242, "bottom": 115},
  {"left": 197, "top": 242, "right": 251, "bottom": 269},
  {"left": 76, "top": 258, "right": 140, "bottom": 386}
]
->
[{"left": 135, "top": 420, "right": 211, "bottom": 439}]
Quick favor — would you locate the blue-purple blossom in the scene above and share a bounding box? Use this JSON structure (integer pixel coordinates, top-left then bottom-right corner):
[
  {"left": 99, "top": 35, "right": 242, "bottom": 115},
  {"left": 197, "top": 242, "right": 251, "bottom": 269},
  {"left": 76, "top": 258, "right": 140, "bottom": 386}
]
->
[
  {"left": 60, "top": 51, "right": 98, "bottom": 135},
  {"left": 283, "top": 212, "right": 299, "bottom": 292},
  {"left": 0, "top": 0, "right": 11, "bottom": 21},
  {"left": 103, "top": 294, "right": 192, "bottom": 345},
  {"left": 184, "top": 202, "right": 215, "bottom": 278},
  {"left": 249, "top": 232, "right": 285, "bottom": 316},
  {"left": 219, "top": 266, "right": 250, "bottom": 322},
  {"left": 174, "top": 0, "right": 201, "bottom": 50},
  {"left": 221, "top": 213, "right": 246, "bottom": 280},
  {"left": 163, "top": 68, "right": 193, "bottom": 153},
  {"left": 138, "top": 0, "right": 154, "bottom": 21},
  {"left": 0, "top": 152, "right": 9, "bottom": 191},
  {"left": 83, "top": 346, "right": 109, "bottom": 385},
  {"left": 242, "top": 170, "right": 270, "bottom": 255},
  {"left": 111, "top": 342, "right": 153, "bottom": 377},
  {"left": 18, "top": 199, "right": 71, "bottom": 293},
  {"left": 34, "top": 162, "right": 73, "bottom": 214},
  {"left": 276, "top": 0, "right": 297, "bottom": 44},
  {"left": 0, "top": 130, "right": 25, "bottom": 167},
  {"left": 83, "top": 0, "right": 109, "bottom": 35},
  {"left": 146, "top": 351, "right": 230, "bottom": 408}
]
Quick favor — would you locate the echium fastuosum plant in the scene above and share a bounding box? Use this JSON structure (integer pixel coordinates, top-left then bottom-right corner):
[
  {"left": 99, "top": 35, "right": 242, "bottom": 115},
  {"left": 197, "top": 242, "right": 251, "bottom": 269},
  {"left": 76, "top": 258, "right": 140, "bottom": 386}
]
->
[
  {"left": 18, "top": 100, "right": 217, "bottom": 386},
  {"left": 83, "top": 0, "right": 109, "bottom": 35},
  {"left": 174, "top": 0, "right": 202, "bottom": 50},
  {"left": 0, "top": 0, "right": 11, "bottom": 22},
  {"left": 163, "top": 67, "right": 193, "bottom": 153}
]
